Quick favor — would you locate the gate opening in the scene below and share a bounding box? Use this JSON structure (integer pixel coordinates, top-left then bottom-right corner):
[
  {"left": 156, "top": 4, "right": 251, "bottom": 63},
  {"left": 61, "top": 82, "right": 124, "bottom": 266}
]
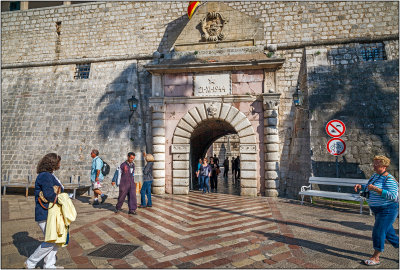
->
[{"left": 189, "top": 119, "right": 240, "bottom": 195}]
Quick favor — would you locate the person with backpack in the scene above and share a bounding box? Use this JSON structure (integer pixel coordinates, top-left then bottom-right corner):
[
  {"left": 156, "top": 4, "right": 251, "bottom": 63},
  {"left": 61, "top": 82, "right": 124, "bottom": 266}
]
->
[{"left": 90, "top": 149, "right": 107, "bottom": 205}]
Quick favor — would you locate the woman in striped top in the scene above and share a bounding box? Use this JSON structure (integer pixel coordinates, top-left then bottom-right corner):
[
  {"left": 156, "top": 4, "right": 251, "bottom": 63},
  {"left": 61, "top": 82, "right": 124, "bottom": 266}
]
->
[{"left": 354, "top": 155, "right": 399, "bottom": 266}]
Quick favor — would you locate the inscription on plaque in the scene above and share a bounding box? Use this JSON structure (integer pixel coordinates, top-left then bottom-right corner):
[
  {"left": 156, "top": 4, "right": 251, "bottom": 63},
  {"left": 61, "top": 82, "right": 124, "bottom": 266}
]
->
[{"left": 194, "top": 73, "right": 231, "bottom": 96}]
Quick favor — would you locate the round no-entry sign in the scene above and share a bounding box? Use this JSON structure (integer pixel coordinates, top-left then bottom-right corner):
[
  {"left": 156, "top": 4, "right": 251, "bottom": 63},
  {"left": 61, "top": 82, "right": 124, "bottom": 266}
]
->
[
  {"left": 327, "top": 138, "right": 346, "bottom": 156},
  {"left": 326, "top": 119, "right": 346, "bottom": 138}
]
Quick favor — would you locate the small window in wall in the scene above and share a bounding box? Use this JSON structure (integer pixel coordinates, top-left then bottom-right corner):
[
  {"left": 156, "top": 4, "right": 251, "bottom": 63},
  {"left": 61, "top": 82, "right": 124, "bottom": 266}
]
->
[
  {"left": 74, "top": 63, "right": 91, "bottom": 79},
  {"left": 360, "top": 43, "right": 386, "bottom": 62},
  {"left": 9, "top": 1, "right": 20, "bottom": 11}
]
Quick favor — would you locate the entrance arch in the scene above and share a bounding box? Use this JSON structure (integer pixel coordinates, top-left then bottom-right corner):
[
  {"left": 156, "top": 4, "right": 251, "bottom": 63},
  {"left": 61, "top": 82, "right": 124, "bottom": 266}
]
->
[{"left": 171, "top": 102, "right": 258, "bottom": 196}]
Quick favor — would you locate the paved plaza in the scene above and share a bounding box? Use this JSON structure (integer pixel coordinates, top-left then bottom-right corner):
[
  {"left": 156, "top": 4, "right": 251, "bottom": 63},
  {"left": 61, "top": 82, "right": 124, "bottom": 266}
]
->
[{"left": 1, "top": 187, "right": 399, "bottom": 269}]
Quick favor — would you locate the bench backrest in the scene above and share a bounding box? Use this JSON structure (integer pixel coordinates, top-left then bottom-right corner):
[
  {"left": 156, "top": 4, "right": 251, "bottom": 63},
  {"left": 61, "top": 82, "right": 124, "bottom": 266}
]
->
[
  {"left": 2, "top": 175, "right": 32, "bottom": 184},
  {"left": 309, "top": 177, "right": 369, "bottom": 187}
]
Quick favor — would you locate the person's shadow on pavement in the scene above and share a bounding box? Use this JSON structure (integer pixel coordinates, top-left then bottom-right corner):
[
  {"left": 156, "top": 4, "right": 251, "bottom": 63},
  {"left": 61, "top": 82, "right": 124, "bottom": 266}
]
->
[
  {"left": 12, "top": 232, "right": 44, "bottom": 268},
  {"left": 319, "top": 219, "right": 373, "bottom": 231}
]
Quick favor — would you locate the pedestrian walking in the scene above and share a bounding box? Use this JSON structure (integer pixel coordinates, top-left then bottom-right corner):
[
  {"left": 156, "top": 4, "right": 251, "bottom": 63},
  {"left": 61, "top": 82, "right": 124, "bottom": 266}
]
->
[
  {"left": 115, "top": 152, "right": 138, "bottom": 215},
  {"left": 199, "top": 158, "right": 211, "bottom": 194},
  {"left": 139, "top": 152, "right": 154, "bottom": 208},
  {"left": 210, "top": 159, "right": 217, "bottom": 191},
  {"left": 90, "top": 149, "right": 107, "bottom": 205},
  {"left": 234, "top": 156, "right": 240, "bottom": 180},
  {"left": 213, "top": 154, "right": 219, "bottom": 166},
  {"left": 223, "top": 157, "right": 229, "bottom": 178},
  {"left": 25, "top": 153, "right": 64, "bottom": 269},
  {"left": 196, "top": 158, "right": 203, "bottom": 190},
  {"left": 354, "top": 155, "right": 399, "bottom": 266},
  {"left": 231, "top": 157, "right": 235, "bottom": 178}
]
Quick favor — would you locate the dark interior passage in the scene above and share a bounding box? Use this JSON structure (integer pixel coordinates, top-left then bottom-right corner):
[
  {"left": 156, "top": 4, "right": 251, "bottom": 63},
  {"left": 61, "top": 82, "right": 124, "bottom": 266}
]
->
[{"left": 189, "top": 119, "right": 240, "bottom": 195}]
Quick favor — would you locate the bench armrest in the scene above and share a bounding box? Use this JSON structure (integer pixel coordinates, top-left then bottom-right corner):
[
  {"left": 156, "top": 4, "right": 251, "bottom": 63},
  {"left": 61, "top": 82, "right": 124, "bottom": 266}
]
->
[{"left": 300, "top": 184, "right": 311, "bottom": 192}]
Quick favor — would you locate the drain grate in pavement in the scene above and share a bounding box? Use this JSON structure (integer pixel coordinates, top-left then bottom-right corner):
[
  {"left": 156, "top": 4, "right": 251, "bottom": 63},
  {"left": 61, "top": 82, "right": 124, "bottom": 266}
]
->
[{"left": 88, "top": 243, "right": 139, "bottom": 259}]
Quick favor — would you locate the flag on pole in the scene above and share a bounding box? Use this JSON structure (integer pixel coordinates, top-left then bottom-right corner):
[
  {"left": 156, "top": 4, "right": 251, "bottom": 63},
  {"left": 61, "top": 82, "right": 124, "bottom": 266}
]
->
[{"left": 188, "top": 1, "right": 200, "bottom": 19}]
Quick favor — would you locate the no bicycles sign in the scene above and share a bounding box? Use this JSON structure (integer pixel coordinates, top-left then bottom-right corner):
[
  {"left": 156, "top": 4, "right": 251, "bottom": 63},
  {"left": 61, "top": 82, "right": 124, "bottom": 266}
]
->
[
  {"left": 325, "top": 119, "right": 346, "bottom": 138},
  {"left": 327, "top": 138, "right": 346, "bottom": 156}
]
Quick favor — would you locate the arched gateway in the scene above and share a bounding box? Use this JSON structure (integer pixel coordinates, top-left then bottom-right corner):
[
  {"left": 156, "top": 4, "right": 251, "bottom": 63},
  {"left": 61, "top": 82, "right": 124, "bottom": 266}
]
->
[
  {"left": 144, "top": 2, "right": 284, "bottom": 197},
  {"left": 171, "top": 103, "right": 258, "bottom": 196}
]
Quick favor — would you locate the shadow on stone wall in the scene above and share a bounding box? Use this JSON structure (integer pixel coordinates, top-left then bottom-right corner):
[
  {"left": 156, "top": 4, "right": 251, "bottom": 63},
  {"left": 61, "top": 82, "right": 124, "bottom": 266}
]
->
[
  {"left": 96, "top": 63, "right": 138, "bottom": 140},
  {"left": 308, "top": 58, "right": 399, "bottom": 178},
  {"left": 157, "top": 15, "right": 189, "bottom": 53},
  {"left": 312, "top": 159, "right": 367, "bottom": 179}
]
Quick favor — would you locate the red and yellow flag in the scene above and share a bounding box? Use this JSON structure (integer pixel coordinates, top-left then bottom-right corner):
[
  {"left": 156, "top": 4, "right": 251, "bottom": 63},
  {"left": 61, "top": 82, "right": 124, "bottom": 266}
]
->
[{"left": 188, "top": 1, "right": 200, "bottom": 19}]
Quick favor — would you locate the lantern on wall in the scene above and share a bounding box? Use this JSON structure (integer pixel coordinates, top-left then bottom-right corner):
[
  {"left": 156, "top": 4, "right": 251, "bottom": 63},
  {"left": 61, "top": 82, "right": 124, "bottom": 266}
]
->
[
  {"left": 293, "top": 87, "right": 303, "bottom": 106},
  {"left": 128, "top": 95, "right": 138, "bottom": 123},
  {"left": 188, "top": 1, "right": 200, "bottom": 19}
]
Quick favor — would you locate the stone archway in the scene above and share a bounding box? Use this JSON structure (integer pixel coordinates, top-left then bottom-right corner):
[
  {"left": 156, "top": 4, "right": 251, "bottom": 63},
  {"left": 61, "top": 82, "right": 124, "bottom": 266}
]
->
[{"left": 171, "top": 102, "right": 258, "bottom": 196}]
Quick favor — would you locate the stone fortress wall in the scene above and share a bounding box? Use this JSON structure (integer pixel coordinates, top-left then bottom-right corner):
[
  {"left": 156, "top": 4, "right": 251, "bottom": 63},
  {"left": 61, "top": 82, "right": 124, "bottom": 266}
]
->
[{"left": 1, "top": 1, "right": 398, "bottom": 197}]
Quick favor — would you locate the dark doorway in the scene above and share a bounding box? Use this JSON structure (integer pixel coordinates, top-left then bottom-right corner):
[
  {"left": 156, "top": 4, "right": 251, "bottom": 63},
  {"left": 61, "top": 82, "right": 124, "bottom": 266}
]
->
[{"left": 189, "top": 119, "right": 240, "bottom": 195}]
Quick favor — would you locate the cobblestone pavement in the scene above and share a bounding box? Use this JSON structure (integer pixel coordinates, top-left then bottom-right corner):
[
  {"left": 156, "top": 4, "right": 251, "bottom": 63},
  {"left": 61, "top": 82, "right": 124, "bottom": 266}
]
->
[{"left": 1, "top": 192, "right": 398, "bottom": 269}]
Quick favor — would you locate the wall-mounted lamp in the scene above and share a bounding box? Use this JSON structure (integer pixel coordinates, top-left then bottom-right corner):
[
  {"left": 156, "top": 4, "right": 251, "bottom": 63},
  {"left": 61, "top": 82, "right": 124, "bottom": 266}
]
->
[
  {"left": 293, "top": 87, "right": 303, "bottom": 106},
  {"left": 128, "top": 95, "right": 138, "bottom": 123}
]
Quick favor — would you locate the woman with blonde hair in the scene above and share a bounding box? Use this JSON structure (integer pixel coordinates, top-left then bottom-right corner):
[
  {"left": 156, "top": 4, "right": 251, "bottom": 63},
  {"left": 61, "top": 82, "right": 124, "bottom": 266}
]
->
[
  {"left": 354, "top": 155, "right": 399, "bottom": 266},
  {"left": 139, "top": 152, "right": 154, "bottom": 208}
]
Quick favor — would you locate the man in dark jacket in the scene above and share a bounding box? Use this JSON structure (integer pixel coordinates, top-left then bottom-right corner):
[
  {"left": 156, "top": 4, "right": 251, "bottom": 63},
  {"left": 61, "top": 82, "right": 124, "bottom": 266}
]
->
[
  {"left": 223, "top": 157, "right": 229, "bottom": 178},
  {"left": 115, "top": 152, "right": 137, "bottom": 215},
  {"left": 234, "top": 156, "right": 240, "bottom": 180}
]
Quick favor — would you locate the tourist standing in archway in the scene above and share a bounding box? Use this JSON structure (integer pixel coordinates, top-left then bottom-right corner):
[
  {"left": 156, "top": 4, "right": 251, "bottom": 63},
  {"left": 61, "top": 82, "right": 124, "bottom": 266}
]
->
[
  {"left": 210, "top": 159, "right": 218, "bottom": 191},
  {"left": 231, "top": 157, "right": 235, "bottom": 180},
  {"left": 196, "top": 158, "right": 203, "bottom": 190},
  {"left": 223, "top": 157, "right": 229, "bottom": 178},
  {"left": 234, "top": 156, "right": 240, "bottom": 180},
  {"left": 213, "top": 154, "right": 219, "bottom": 166},
  {"left": 199, "top": 158, "right": 211, "bottom": 194}
]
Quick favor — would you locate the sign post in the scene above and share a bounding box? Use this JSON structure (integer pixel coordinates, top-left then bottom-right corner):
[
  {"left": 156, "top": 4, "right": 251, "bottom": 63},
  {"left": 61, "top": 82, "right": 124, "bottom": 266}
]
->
[{"left": 326, "top": 120, "right": 347, "bottom": 179}]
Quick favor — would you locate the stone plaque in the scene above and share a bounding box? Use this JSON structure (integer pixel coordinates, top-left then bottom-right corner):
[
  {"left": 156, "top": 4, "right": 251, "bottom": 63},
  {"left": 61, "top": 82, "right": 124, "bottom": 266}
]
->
[
  {"left": 194, "top": 73, "right": 231, "bottom": 96},
  {"left": 171, "top": 144, "right": 190, "bottom": 154}
]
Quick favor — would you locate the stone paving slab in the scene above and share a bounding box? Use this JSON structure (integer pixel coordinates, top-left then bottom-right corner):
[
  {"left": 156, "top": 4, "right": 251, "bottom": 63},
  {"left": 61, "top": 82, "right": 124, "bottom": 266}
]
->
[{"left": 1, "top": 193, "right": 399, "bottom": 269}]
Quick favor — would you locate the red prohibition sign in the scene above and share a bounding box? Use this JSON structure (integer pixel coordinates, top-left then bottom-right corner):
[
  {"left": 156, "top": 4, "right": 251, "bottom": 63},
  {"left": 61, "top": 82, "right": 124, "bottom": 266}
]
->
[
  {"left": 327, "top": 138, "right": 346, "bottom": 156},
  {"left": 326, "top": 119, "right": 346, "bottom": 138}
]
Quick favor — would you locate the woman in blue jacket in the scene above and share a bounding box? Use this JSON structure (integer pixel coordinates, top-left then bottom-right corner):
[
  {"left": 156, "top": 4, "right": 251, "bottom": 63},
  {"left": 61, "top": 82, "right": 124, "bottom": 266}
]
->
[
  {"left": 25, "top": 153, "right": 64, "bottom": 269},
  {"left": 354, "top": 155, "right": 399, "bottom": 266}
]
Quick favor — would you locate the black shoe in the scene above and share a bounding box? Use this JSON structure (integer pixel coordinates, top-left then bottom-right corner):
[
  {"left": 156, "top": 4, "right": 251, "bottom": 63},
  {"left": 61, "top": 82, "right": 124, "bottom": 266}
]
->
[
  {"left": 138, "top": 205, "right": 146, "bottom": 208},
  {"left": 128, "top": 211, "right": 137, "bottom": 215},
  {"left": 101, "top": 194, "right": 108, "bottom": 204},
  {"left": 147, "top": 205, "right": 152, "bottom": 208},
  {"left": 93, "top": 200, "right": 100, "bottom": 205},
  {"left": 114, "top": 208, "right": 120, "bottom": 214}
]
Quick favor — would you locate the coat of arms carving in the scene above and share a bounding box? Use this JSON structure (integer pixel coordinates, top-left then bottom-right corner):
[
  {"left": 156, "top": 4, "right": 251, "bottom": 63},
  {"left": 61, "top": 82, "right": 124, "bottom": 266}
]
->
[{"left": 199, "top": 12, "right": 227, "bottom": 42}]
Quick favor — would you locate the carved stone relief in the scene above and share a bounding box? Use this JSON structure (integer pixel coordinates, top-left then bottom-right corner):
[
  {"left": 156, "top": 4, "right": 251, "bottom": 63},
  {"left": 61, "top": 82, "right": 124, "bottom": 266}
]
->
[
  {"left": 239, "top": 144, "right": 257, "bottom": 153},
  {"left": 199, "top": 12, "right": 228, "bottom": 42},
  {"left": 264, "top": 72, "right": 275, "bottom": 93},
  {"left": 171, "top": 144, "right": 190, "bottom": 154},
  {"left": 206, "top": 103, "right": 218, "bottom": 117}
]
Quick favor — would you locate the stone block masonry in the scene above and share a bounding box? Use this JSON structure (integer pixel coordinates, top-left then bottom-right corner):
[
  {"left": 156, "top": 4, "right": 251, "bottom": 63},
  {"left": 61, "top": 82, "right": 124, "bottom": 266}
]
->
[
  {"left": 1, "top": 60, "right": 151, "bottom": 183},
  {"left": 1, "top": 1, "right": 398, "bottom": 196},
  {"left": 1, "top": 2, "right": 398, "bottom": 65}
]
